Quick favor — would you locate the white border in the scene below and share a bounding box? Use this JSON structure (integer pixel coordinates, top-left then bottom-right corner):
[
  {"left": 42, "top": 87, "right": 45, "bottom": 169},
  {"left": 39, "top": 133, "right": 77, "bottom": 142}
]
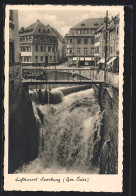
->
[{"left": 4, "top": 5, "right": 124, "bottom": 192}]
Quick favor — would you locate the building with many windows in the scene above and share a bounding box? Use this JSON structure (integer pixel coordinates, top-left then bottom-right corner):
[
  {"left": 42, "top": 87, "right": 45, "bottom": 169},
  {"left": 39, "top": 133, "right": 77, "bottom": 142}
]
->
[
  {"left": 9, "top": 10, "right": 22, "bottom": 105},
  {"left": 19, "top": 20, "right": 65, "bottom": 66},
  {"left": 94, "top": 14, "right": 119, "bottom": 72},
  {"left": 65, "top": 18, "right": 104, "bottom": 66}
]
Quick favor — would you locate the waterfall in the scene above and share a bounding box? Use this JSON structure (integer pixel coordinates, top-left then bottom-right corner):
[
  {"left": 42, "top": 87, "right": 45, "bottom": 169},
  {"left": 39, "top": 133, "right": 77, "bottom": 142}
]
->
[{"left": 15, "top": 88, "right": 103, "bottom": 174}]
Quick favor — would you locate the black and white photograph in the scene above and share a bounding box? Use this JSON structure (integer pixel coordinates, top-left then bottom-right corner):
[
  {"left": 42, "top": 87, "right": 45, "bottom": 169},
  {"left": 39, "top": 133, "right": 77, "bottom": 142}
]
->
[{"left": 4, "top": 5, "right": 124, "bottom": 192}]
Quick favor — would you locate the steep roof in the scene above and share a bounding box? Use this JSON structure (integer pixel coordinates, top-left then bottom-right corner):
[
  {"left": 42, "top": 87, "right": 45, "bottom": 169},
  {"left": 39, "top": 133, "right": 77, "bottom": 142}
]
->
[
  {"left": 50, "top": 26, "right": 65, "bottom": 42},
  {"left": 19, "top": 20, "right": 57, "bottom": 37},
  {"left": 71, "top": 18, "right": 104, "bottom": 29}
]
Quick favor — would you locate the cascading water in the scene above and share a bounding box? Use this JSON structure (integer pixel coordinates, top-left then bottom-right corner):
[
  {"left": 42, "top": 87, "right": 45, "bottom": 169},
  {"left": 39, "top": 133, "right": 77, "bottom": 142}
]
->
[{"left": 15, "top": 87, "right": 103, "bottom": 174}]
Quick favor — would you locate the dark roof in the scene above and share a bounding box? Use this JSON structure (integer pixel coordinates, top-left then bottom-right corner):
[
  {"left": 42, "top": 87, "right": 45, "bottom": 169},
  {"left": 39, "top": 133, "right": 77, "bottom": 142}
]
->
[
  {"left": 19, "top": 20, "right": 57, "bottom": 37},
  {"left": 71, "top": 18, "right": 104, "bottom": 29}
]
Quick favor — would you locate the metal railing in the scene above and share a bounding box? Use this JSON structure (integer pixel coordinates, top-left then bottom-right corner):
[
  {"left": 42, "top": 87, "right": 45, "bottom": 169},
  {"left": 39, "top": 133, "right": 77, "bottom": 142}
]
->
[{"left": 22, "top": 68, "right": 105, "bottom": 83}]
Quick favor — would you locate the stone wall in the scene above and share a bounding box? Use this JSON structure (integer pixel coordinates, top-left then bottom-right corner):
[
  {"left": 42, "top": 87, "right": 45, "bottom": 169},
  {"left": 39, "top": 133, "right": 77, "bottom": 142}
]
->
[
  {"left": 9, "top": 84, "right": 39, "bottom": 173},
  {"left": 93, "top": 84, "right": 119, "bottom": 174}
]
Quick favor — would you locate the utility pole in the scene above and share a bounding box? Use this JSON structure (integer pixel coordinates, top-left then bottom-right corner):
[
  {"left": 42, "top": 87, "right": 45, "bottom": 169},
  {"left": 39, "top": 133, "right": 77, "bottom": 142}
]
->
[
  {"left": 54, "top": 36, "right": 57, "bottom": 81},
  {"left": 104, "top": 10, "right": 108, "bottom": 82}
]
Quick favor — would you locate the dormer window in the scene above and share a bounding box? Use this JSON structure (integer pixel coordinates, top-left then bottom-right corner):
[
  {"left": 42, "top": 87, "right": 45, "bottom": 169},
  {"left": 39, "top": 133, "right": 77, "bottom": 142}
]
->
[
  {"left": 47, "top": 29, "right": 50, "bottom": 33},
  {"left": 38, "top": 28, "right": 40, "bottom": 32},
  {"left": 94, "top": 23, "right": 99, "bottom": 26}
]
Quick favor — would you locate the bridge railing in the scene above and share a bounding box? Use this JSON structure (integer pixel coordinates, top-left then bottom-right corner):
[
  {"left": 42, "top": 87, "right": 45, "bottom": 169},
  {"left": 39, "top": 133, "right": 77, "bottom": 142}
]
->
[{"left": 22, "top": 68, "right": 105, "bottom": 82}]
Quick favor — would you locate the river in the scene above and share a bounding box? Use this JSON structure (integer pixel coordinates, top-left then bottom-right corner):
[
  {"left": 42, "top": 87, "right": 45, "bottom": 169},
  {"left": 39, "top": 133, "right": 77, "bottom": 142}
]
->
[{"left": 15, "top": 87, "right": 103, "bottom": 174}]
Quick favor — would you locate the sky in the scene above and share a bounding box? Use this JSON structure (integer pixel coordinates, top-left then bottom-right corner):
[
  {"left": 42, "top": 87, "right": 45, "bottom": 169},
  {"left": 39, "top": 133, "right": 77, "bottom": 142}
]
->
[{"left": 18, "top": 6, "right": 120, "bottom": 37}]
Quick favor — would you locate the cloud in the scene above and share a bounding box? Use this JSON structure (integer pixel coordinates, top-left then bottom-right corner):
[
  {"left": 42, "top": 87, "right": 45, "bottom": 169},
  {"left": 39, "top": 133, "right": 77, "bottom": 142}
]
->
[
  {"left": 19, "top": 11, "right": 66, "bottom": 36},
  {"left": 18, "top": 9, "right": 120, "bottom": 37},
  {"left": 59, "top": 26, "right": 71, "bottom": 36}
]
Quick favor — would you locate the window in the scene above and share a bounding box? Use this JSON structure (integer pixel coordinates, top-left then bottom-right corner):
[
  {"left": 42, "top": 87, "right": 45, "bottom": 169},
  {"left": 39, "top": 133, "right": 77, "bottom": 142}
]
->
[
  {"left": 110, "top": 47, "right": 113, "bottom": 54},
  {"left": 22, "top": 37, "right": 25, "bottom": 42},
  {"left": 50, "top": 56, "right": 52, "bottom": 62},
  {"left": 40, "top": 56, "right": 43, "bottom": 62},
  {"left": 26, "top": 37, "right": 28, "bottom": 41},
  {"left": 26, "top": 46, "right": 29, "bottom": 51},
  {"left": 91, "top": 47, "right": 94, "bottom": 54},
  {"left": 54, "top": 56, "right": 56, "bottom": 62},
  {"left": 95, "top": 46, "right": 99, "bottom": 54},
  {"left": 116, "top": 26, "right": 119, "bottom": 34},
  {"left": 91, "top": 38, "right": 94, "bottom": 44},
  {"left": 77, "top": 39, "right": 81, "bottom": 44},
  {"left": 91, "top": 30, "right": 95, "bottom": 34},
  {"left": 84, "top": 29, "right": 88, "bottom": 34},
  {"left": 9, "top": 10, "right": 13, "bottom": 21},
  {"left": 70, "top": 39, "right": 72, "bottom": 43},
  {"left": 67, "top": 48, "right": 69, "bottom": 53},
  {"left": 41, "top": 46, "right": 43, "bottom": 52},
  {"left": 47, "top": 29, "right": 50, "bottom": 33},
  {"left": 84, "top": 48, "right": 87, "bottom": 54},
  {"left": 35, "top": 45, "right": 38, "bottom": 52},
  {"left": 67, "top": 39, "right": 69, "bottom": 44},
  {"left": 9, "top": 41, "right": 14, "bottom": 63},
  {"left": 40, "top": 37, "right": 43, "bottom": 41},
  {"left": 38, "top": 28, "right": 40, "bottom": 32},
  {"left": 35, "top": 56, "right": 38, "bottom": 62},
  {"left": 44, "top": 37, "right": 48, "bottom": 42},
  {"left": 116, "top": 41, "right": 119, "bottom": 50},
  {"left": 25, "top": 56, "right": 30, "bottom": 62},
  {"left": 52, "top": 47, "right": 55, "bottom": 52},
  {"left": 35, "top": 36, "right": 38, "bottom": 41},
  {"left": 48, "top": 46, "right": 51, "bottom": 52},
  {"left": 84, "top": 39, "right": 88, "bottom": 44},
  {"left": 29, "top": 56, "right": 32, "bottom": 62},
  {"left": 50, "top": 38, "right": 53, "bottom": 42},
  {"left": 26, "top": 46, "right": 31, "bottom": 52},
  {"left": 77, "top": 30, "right": 81, "bottom": 35},
  {"left": 29, "top": 36, "right": 32, "bottom": 41},
  {"left": 69, "top": 48, "right": 73, "bottom": 54},
  {"left": 44, "top": 46, "right": 46, "bottom": 52},
  {"left": 77, "top": 48, "right": 81, "bottom": 54}
]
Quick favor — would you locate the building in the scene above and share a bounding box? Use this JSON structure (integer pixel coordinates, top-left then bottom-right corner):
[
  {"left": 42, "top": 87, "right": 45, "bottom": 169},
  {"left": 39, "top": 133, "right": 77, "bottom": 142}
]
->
[
  {"left": 51, "top": 27, "right": 66, "bottom": 63},
  {"left": 94, "top": 23, "right": 105, "bottom": 66},
  {"left": 19, "top": 20, "right": 65, "bottom": 66},
  {"left": 9, "top": 10, "right": 22, "bottom": 105},
  {"left": 94, "top": 14, "right": 119, "bottom": 72},
  {"left": 65, "top": 18, "right": 104, "bottom": 66}
]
